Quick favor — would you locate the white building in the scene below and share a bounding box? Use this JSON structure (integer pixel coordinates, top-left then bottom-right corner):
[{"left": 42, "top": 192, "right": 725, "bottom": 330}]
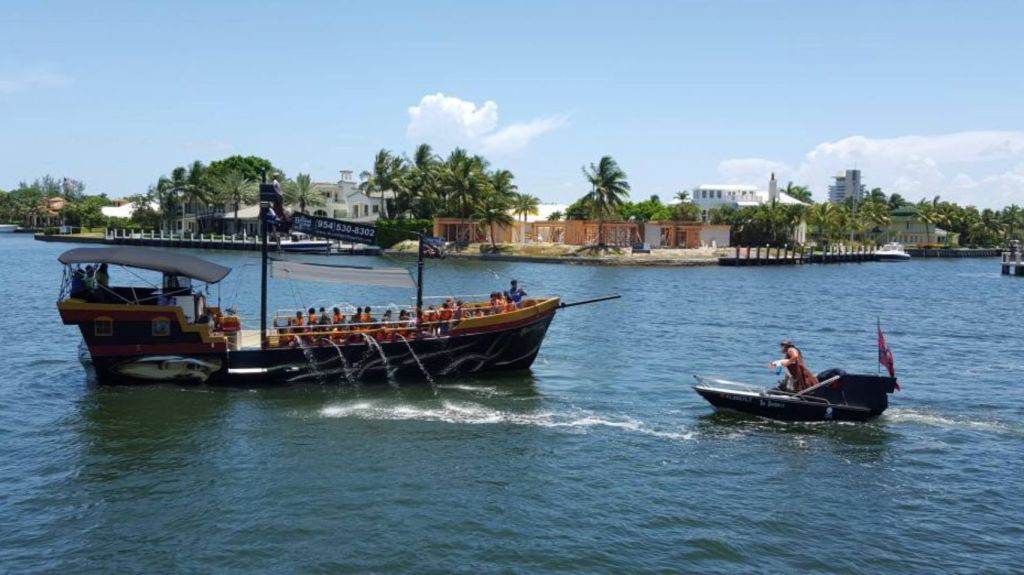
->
[
  {"left": 693, "top": 175, "right": 807, "bottom": 221},
  {"left": 692, "top": 174, "right": 809, "bottom": 244},
  {"left": 311, "top": 170, "right": 395, "bottom": 222},
  {"left": 828, "top": 169, "right": 865, "bottom": 203}
]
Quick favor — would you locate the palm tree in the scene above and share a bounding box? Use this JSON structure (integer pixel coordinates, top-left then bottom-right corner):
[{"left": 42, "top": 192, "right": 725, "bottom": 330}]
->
[
  {"left": 359, "top": 149, "right": 407, "bottom": 220},
  {"left": 512, "top": 193, "right": 540, "bottom": 223},
  {"left": 510, "top": 192, "right": 539, "bottom": 243},
  {"left": 807, "top": 202, "right": 842, "bottom": 246},
  {"left": 213, "top": 170, "right": 256, "bottom": 235},
  {"left": 401, "top": 143, "right": 440, "bottom": 218},
  {"left": 582, "top": 156, "right": 631, "bottom": 246},
  {"left": 157, "top": 166, "right": 190, "bottom": 234},
  {"left": 916, "top": 200, "right": 937, "bottom": 246},
  {"left": 178, "top": 161, "right": 212, "bottom": 234},
  {"left": 547, "top": 210, "right": 563, "bottom": 221},
  {"left": 490, "top": 169, "right": 518, "bottom": 201},
  {"left": 783, "top": 182, "right": 814, "bottom": 203},
  {"left": 285, "top": 173, "right": 325, "bottom": 214},
  {"left": 859, "top": 201, "right": 891, "bottom": 243},
  {"left": 674, "top": 190, "right": 691, "bottom": 203},
  {"left": 1002, "top": 204, "right": 1022, "bottom": 242},
  {"left": 981, "top": 208, "right": 1004, "bottom": 246},
  {"left": 475, "top": 189, "right": 514, "bottom": 248},
  {"left": 440, "top": 149, "right": 490, "bottom": 242}
]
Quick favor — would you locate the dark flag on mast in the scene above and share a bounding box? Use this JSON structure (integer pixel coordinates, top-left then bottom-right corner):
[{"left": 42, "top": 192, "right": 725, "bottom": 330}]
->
[{"left": 877, "top": 318, "right": 899, "bottom": 390}]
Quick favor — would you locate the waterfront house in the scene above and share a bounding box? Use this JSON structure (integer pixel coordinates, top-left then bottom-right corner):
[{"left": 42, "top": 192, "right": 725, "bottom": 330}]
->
[
  {"left": 872, "top": 205, "right": 957, "bottom": 246},
  {"left": 693, "top": 174, "right": 808, "bottom": 244},
  {"left": 200, "top": 170, "right": 394, "bottom": 236},
  {"left": 26, "top": 196, "right": 66, "bottom": 229}
]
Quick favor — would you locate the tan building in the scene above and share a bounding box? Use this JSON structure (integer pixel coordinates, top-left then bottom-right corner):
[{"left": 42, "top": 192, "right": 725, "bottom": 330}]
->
[
  {"left": 874, "top": 205, "right": 957, "bottom": 246},
  {"left": 433, "top": 218, "right": 730, "bottom": 248}
]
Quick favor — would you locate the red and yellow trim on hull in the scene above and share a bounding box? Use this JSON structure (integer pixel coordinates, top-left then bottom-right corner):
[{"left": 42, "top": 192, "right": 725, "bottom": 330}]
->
[
  {"left": 449, "top": 297, "right": 561, "bottom": 336},
  {"left": 58, "top": 300, "right": 228, "bottom": 357}
]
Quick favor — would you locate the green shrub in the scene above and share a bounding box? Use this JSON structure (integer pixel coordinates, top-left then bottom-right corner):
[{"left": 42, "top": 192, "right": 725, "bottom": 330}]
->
[{"left": 375, "top": 219, "right": 432, "bottom": 248}]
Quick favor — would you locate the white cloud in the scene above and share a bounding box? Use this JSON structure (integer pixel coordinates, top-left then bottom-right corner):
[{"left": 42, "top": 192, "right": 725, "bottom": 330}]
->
[
  {"left": 0, "top": 68, "right": 72, "bottom": 94},
  {"left": 717, "top": 131, "right": 1024, "bottom": 207},
  {"left": 406, "top": 92, "right": 565, "bottom": 155}
]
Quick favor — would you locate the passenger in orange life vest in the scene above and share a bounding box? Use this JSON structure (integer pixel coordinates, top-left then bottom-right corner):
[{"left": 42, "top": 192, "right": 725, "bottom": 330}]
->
[
  {"left": 290, "top": 310, "right": 305, "bottom": 333},
  {"left": 306, "top": 307, "right": 318, "bottom": 327},
  {"left": 332, "top": 307, "right": 345, "bottom": 326},
  {"left": 769, "top": 339, "right": 819, "bottom": 392},
  {"left": 424, "top": 305, "right": 439, "bottom": 333},
  {"left": 351, "top": 307, "right": 363, "bottom": 325}
]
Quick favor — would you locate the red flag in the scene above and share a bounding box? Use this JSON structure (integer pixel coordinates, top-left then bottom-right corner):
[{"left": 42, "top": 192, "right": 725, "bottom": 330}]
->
[{"left": 878, "top": 319, "right": 899, "bottom": 390}]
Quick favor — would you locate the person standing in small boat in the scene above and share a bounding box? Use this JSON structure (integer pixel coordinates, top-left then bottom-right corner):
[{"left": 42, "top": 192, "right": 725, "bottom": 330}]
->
[{"left": 769, "top": 340, "right": 819, "bottom": 392}]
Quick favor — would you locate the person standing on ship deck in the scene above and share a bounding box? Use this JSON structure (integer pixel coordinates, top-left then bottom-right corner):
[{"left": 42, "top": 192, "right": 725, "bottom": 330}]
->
[{"left": 506, "top": 279, "right": 527, "bottom": 308}]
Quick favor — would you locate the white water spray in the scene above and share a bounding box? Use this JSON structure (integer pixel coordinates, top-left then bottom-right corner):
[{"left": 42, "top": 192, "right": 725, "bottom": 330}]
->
[
  {"left": 361, "top": 333, "right": 396, "bottom": 385},
  {"left": 395, "top": 333, "right": 437, "bottom": 392}
]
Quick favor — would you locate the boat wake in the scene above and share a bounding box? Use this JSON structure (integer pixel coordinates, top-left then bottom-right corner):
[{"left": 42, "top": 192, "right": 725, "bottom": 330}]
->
[
  {"left": 435, "top": 383, "right": 512, "bottom": 397},
  {"left": 881, "top": 408, "right": 1022, "bottom": 436},
  {"left": 318, "top": 400, "right": 695, "bottom": 441}
]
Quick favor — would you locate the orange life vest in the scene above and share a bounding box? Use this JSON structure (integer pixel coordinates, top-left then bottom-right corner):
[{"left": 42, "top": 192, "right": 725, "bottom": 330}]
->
[
  {"left": 292, "top": 317, "right": 305, "bottom": 327},
  {"left": 332, "top": 313, "right": 344, "bottom": 325}
]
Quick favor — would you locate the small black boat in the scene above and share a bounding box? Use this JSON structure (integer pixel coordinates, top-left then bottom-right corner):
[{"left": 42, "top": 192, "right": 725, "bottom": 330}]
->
[{"left": 693, "top": 370, "right": 898, "bottom": 422}]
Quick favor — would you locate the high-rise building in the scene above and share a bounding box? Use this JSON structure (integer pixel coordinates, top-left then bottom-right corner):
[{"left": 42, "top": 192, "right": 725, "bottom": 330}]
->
[{"left": 828, "top": 169, "right": 866, "bottom": 203}]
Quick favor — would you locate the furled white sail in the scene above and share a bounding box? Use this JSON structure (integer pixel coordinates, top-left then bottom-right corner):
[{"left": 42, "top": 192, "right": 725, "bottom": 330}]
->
[{"left": 271, "top": 260, "right": 415, "bottom": 288}]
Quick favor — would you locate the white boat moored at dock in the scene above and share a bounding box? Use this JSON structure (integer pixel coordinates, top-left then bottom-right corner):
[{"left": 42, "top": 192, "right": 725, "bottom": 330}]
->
[{"left": 875, "top": 242, "right": 911, "bottom": 261}]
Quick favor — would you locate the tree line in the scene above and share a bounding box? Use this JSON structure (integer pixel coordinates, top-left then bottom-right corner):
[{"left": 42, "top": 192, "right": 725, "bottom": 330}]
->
[
  {"left": 0, "top": 175, "right": 110, "bottom": 229},
  {"left": 709, "top": 187, "right": 1023, "bottom": 248}
]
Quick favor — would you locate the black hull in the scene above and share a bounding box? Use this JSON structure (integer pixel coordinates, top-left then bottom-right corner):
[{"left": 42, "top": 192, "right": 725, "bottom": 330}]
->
[
  {"left": 693, "top": 373, "right": 897, "bottom": 422},
  {"left": 694, "top": 388, "right": 875, "bottom": 422},
  {"left": 89, "top": 313, "right": 555, "bottom": 386}
]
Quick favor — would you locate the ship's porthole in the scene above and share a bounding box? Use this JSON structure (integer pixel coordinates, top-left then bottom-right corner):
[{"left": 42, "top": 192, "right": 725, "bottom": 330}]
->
[{"left": 152, "top": 317, "right": 171, "bottom": 337}]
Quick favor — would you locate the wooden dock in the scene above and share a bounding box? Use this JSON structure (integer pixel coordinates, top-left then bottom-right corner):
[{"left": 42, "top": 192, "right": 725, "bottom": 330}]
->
[
  {"left": 719, "top": 245, "right": 875, "bottom": 266},
  {"left": 35, "top": 229, "right": 382, "bottom": 255},
  {"left": 908, "top": 248, "right": 1002, "bottom": 258}
]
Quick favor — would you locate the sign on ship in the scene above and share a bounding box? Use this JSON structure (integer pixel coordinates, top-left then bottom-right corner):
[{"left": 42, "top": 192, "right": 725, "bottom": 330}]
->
[{"left": 291, "top": 213, "right": 378, "bottom": 245}]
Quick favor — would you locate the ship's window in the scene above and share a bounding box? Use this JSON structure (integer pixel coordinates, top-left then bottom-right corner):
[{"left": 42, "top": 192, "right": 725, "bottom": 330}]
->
[
  {"left": 152, "top": 317, "right": 171, "bottom": 337},
  {"left": 94, "top": 317, "right": 113, "bottom": 337}
]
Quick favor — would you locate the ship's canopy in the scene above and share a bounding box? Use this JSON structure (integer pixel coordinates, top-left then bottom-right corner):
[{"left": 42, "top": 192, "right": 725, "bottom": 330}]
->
[
  {"left": 58, "top": 247, "right": 232, "bottom": 283},
  {"left": 271, "top": 259, "right": 414, "bottom": 288}
]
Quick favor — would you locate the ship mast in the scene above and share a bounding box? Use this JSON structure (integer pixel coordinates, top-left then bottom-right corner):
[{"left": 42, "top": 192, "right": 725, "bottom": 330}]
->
[
  {"left": 258, "top": 172, "right": 271, "bottom": 350},
  {"left": 416, "top": 232, "right": 425, "bottom": 320}
]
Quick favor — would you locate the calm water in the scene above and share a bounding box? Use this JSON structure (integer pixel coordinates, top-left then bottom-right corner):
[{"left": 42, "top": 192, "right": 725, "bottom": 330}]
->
[{"left": 1, "top": 234, "right": 1022, "bottom": 574}]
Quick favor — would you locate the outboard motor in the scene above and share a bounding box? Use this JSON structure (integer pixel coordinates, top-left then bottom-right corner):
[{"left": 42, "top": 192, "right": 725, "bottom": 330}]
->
[{"left": 817, "top": 368, "right": 847, "bottom": 381}]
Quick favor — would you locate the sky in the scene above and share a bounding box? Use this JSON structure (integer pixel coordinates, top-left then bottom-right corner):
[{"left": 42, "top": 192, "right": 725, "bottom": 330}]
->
[{"left": 3, "top": 0, "right": 1024, "bottom": 208}]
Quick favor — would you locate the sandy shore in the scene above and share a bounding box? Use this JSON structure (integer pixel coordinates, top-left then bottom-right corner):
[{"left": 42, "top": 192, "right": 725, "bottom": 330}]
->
[{"left": 384, "top": 241, "right": 726, "bottom": 266}]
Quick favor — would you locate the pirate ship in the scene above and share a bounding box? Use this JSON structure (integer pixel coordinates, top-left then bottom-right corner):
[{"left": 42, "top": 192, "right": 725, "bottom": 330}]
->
[{"left": 57, "top": 181, "right": 617, "bottom": 385}]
